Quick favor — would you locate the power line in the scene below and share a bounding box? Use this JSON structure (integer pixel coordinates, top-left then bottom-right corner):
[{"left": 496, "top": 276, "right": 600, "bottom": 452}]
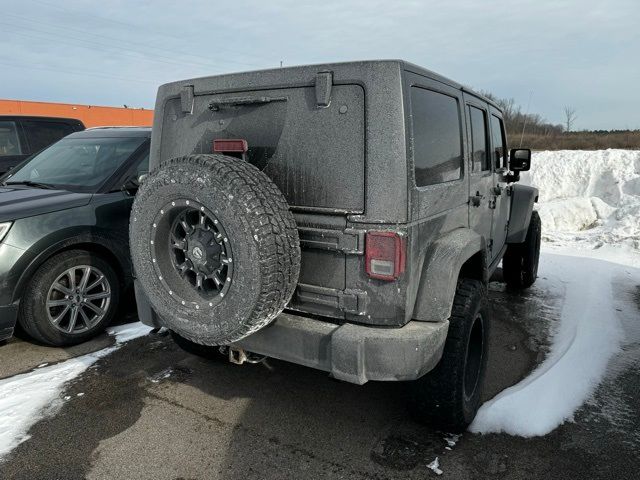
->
[
  {"left": 2, "top": 13, "right": 260, "bottom": 71},
  {"left": 21, "top": 3, "right": 270, "bottom": 67},
  {"left": 0, "top": 57, "right": 158, "bottom": 85},
  {"left": 0, "top": 24, "right": 221, "bottom": 72}
]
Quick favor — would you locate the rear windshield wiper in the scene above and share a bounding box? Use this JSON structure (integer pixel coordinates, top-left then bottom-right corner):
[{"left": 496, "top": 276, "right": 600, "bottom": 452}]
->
[
  {"left": 4, "top": 180, "right": 57, "bottom": 190},
  {"left": 208, "top": 96, "right": 287, "bottom": 111}
]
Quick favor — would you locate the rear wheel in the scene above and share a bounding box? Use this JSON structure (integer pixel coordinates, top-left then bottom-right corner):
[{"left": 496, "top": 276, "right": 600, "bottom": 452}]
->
[
  {"left": 503, "top": 210, "right": 541, "bottom": 289},
  {"left": 18, "top": 250, "right": 120, "bottom": 346},
  {"left": 409, "top": 279, "right": 490, "bottom": 432}
]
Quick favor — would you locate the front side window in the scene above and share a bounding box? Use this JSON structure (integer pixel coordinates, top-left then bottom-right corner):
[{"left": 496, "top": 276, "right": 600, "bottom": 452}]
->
[
  {"left": 23, "top": 121, "right": 75, "bottom": 153},
  {"left": 469, "top": 106, "right": 490, "bottom": 172},
  {"left": 491, "top": 115, "right": 507, "bottom": 169},
  {"left": 411, "top": 87, "right": 462, "bottom": 187},
  {"left": 0, "top": 121, "right": 22, "bottom": 156},
  {"left": 5, "top": 136, "right": 147, "bottom": 193}
]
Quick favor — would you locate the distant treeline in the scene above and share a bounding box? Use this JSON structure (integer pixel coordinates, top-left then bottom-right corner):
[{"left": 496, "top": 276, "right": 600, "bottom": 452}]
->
[{"left": 481, "top": 91, "right": 640, "bottom": 150}]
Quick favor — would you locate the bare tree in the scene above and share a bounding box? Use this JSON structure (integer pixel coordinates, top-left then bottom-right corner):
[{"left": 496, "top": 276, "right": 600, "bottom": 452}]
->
[{"left": 564, "top": 106, "right": 578, "bottom": 132}]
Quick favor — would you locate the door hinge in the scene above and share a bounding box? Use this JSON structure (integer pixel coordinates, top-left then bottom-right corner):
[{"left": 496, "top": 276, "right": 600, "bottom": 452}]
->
[
  {"left": 180, "top": 84, "right": 194, "bottom": 114},
  {"left": 487, "top": 239, "right": 494, "bottom": 252},
  {"left": 315, "top": 71, "right": 333, "bottom": 108}
]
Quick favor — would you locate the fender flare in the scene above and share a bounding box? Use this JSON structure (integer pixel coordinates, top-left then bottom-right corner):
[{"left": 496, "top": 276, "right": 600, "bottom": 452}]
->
[
  {"left": 507, "top": 184, "right": 539, "bottom": 244},
  {"left": 12, "top": 231, "right": 131, "bottom": 304},
  {"left": 412, "top": 228, "right": 486, "bottom": 323}
]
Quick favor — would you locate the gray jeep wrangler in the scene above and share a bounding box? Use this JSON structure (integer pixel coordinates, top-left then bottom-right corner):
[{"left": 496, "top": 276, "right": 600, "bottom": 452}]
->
[{"left": 130, "top": 60, "right": 541, "bottom": 431}]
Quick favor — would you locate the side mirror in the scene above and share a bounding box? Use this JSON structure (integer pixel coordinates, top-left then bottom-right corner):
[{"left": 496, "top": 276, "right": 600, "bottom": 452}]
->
[{"left": 509, "top": 149, "right": 532, "bottom": 172}]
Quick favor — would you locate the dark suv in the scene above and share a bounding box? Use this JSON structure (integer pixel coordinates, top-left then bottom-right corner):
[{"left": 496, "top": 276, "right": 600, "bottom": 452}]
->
[
  {"left": 0, "top": 116, "right": 85, "bottom": 174},
  {"left": 0, "top": 127, "right": 149, "bottom": 346},
  {"left": 131, "top": 60, "right": 540, "bottom": 430}
]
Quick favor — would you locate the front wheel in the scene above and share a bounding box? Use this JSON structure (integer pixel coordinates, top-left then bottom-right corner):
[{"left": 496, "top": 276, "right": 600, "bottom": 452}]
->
[
  {"left": 503, "top": 210, "right": 542, "bottom": 289},
  {"left": 409, "top": 278, "right": 490, "bottom": 432},
  {"left": 18, "top": 250, "right": 120, "bottom": 346}
]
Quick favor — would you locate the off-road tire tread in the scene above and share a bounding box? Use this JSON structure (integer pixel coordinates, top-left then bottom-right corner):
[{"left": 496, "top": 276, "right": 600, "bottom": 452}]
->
[
  {"left": 503, "top": 210, "right": 541, "bottom": 289},
  {"left": 409, "top": 278, "right": 489, "bottom": 432},
  {"left": 131, "top": 154, "right": 300, "bottom": 345}
]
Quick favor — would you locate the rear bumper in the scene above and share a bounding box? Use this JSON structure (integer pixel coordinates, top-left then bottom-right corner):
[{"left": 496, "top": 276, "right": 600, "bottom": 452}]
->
[
  {"left": 0, "top": 302, "right": 19, "bottom": 341},
  {"left": 134, "top": 280, "right": 448, "bottom": 384}
]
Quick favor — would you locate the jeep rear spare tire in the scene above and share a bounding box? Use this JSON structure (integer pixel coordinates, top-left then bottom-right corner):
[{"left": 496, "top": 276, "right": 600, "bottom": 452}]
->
[{"left": 130, "top": 154, "right": 300, "bottom": 345}]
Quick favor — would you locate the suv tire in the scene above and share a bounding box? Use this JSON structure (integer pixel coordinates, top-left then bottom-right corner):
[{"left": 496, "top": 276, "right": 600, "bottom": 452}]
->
[
  {"left": 503, "top": 210, "right": 541, "bottom": 289},
  {"left": 18, "top": 250, "right": 120, "bottom": 346},
  {"left": 130, "top": 154, "right": 300, "bottom": 346},
  {"left": 409, "top": 278, "right": 490, "bottom": 432}
]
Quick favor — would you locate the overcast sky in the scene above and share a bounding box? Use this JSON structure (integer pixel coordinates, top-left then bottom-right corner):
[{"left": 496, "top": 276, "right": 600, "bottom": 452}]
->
[{"left": 2, "top": 0, "right": 638, "bottom": 130}]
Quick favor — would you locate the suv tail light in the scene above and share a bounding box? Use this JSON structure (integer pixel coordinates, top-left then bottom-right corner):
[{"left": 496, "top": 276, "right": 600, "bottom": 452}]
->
[
  {"left": 213, "top": 139, "right": 248, "bottom": 153},
  {"left": 365, "top": 231, "right": 406, "bottom": 281}
]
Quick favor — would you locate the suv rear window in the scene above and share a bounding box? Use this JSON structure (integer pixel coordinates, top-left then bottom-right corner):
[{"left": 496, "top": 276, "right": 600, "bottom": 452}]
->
[
  {"left": 491, "top": 114, "right": 507, "bottom": 169},
  {"left": 161, "top": 85, "right": 366, "bottom": 212},
  {"left": 410, "top": 87, "right": 462, "bottom": 187},
  {"left": 0, "top": 121, "right": 22, "bottom": 156},
  {"left": 469, "top": 106, "right": 490, "bottom": 172},
  {"left": 23, "top": 120, "right": 75, "bottom": 153}
]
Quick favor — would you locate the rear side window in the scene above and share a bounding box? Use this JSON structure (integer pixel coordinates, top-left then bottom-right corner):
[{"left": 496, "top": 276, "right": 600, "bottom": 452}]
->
[
  {"left": 491, "top": 115, "right": 507, "bottom": 168},
  {"left": 22, "top": 121, "right": 75, "bottom": 153},
  {"left": 468, "top": 106, "right": 490, "bottom": 172},
  {"left": 411, "top": 87, "right": 462, "bottom": 187},
  {"left": 0, "top": 121, "right": 22, "bottom": 156}
]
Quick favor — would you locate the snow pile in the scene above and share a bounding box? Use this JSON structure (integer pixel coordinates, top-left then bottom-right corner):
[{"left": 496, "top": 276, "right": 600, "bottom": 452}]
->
[
  {"left": 0, "top": 322, "right": 152, "bottom": 460},
  {"left": 521, "top": 149, "right": 640, "bottom": 249},
  {"left": 470, "top": 248, "right": 640, "bottom": 437}
]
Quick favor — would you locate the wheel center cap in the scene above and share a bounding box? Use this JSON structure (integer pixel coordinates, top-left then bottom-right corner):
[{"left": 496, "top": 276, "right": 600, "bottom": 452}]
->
[{"left": 191, "top": 246, "right": 204, "bottom": 260}]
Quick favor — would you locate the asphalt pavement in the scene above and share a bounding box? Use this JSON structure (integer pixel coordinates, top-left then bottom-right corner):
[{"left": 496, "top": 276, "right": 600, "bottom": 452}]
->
[{"left": 1, "top": 279, "right": 638, "bottom": 480}]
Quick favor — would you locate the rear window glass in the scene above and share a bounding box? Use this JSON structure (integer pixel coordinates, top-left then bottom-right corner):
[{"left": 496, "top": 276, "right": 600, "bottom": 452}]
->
[
  {"left": 410, "top": 87, "right": 462, "bottom": 187},
  {"left": 0, "top": 121, "right": 22, "bottom": 156},
  {"left": 491, "top": 114, "right": 507, "bottom": 169},
  {"left": 23, "top": 121, "right": 76, "bottom": 153},
  {"left": 161, "top": 85, "right": 366, "bottom": 211},
  {"left": 469, "top": 106, "right": 490, "bottom": 172}
]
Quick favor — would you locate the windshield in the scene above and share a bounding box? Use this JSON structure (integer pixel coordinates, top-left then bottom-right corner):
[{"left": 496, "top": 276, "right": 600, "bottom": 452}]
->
[{"left": 5, "top": 136, "right": 147, "bottom": 192}]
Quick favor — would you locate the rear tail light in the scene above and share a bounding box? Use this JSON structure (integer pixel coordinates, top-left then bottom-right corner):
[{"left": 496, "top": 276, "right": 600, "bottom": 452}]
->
[
  {"left": 365, "top": 231, "right": 406, "bottom": 281},
  {"left": 213, "top": 139, "right": 248, "bottom": 153}
]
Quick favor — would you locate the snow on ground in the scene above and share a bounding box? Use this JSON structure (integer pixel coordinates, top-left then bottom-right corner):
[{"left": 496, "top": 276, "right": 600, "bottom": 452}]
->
[
  {"left": 471, "top": 149, "right": 640, "bottom": 437},
  {"left": 0, "top": 322, "right": 152, "bottom": 460},
  {"left": 471, "top": 246, "right": 640, "bottom": 436}
]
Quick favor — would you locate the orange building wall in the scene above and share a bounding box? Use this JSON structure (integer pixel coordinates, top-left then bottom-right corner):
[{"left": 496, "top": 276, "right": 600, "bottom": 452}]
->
[{"left": 0, "top": 99, "right": 153, "bottom": 128}]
